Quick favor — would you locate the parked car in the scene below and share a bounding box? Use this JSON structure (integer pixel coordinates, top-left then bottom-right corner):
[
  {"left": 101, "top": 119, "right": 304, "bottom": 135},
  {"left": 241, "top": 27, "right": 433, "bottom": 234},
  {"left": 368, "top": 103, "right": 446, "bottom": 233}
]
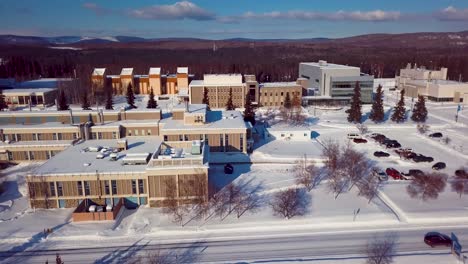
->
[
  {"left": 224, "top": 163, "right": 234, "bottom": 174},
  {"left": 353, "top": 138, "right": 368, "bottom": 144},
  {"left": 370, "top": 133, "right": 384, "bottom": 138},
  {"left": 374, "top": 135, "right": 388, "bottom": 144},
  {"left": 455, "top": 168, "right": 467, "bottom": 177},
  {"left": 412, "top": 155, "right": 434, "bottom": 163},
  {"left": 385, "top": 141, "right": 401, "bottom": 149},
  {"left": 347, "top": 133, "right": 360, "bottom": 139},
  {"left": 424, "top": 232, "right": 452, "bottom": 247},
  {"left": 432, "top": 162, "right": 446, "bottom": 170},
  {"left": 374, "top": 151, "right": 390, "bottom": 157},
  {"left": 407, "top": 169, "right": 424, "bottom": 177},
  {"left": 386, "top": 168, "right": 402, "bottom": 180},
  {"left": 373, "top": 169, "right": 388, "bottom": 181},
  {"left": 429, "top": 132, "right": 443, "bottom": 138}
]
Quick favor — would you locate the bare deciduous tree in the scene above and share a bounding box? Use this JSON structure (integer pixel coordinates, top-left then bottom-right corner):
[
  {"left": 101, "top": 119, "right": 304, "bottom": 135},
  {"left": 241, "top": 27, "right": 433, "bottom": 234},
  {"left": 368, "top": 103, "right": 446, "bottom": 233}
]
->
[
  {"left": 356, "top": 172, "right": 381, "bottom": 203},
  {"left": 162, "top": 178, "right": 188, "bottom": 225},
  {"left": 365, "top": 233, "right": 397, "bottom": 264},
  {"left": 416, "top": 124, "right": 430, "bottom": 134},
  {"left": 271, "top": 188, "right": 309, "bottom": 219},
  {"left": 294, "top": 155, "right": 319, "bottom": 192},
  {"left": 406, "top": 173, "right": 447, "bottom": 201},
  {"left": 451, "top": 169, "right": 468, "bottom": 198},
  {"left": 356, "top": 124, "right": 369, "bottom": 135}
]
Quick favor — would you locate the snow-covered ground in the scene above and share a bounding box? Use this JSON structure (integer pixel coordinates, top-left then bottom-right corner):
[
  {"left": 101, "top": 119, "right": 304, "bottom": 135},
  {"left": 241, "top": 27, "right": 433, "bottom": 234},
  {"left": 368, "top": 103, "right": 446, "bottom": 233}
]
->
[{"left": 1, "top": 93, "right": 468, "bottom": 263}]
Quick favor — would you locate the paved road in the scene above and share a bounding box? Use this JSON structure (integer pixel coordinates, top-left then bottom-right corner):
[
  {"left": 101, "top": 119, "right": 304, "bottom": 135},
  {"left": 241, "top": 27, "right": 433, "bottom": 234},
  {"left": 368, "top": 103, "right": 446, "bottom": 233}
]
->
[{"left": 1, "top": 225, "right": 466, "bottom": 263}]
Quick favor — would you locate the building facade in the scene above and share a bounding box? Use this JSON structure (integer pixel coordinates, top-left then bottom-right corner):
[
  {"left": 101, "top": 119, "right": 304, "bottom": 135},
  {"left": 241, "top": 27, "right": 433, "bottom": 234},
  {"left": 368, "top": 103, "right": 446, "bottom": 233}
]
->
[
  {"left": 259, "top": 82, "right": 303, "bottom": 107},
  {"left": 299, "top": 60, "right": 374, "bottom": 104}
]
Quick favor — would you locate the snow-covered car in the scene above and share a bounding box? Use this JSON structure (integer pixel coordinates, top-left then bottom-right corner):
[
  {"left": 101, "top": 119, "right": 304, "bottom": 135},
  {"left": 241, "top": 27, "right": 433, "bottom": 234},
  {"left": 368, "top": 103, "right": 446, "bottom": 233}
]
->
[
  {"left": 424, "top": 232, "right": 452, "bottom": 248},
  {"left": 429, "top": 132, "right": 443, "bottom": 138}
]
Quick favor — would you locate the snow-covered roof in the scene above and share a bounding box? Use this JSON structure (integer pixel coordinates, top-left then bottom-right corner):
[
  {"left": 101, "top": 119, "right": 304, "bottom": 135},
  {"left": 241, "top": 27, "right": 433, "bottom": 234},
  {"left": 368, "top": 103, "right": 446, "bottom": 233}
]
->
[
  {"left": 162, "top": 110, "right": 247, "bottom": 131},
  {"left": 3, "top": 88, "right": 56, "bottom": 94},
  {"left": 120, "top": 68, "right": 134, "bottom": 76},
  {"left": 301, "top": 62, "right": 360, "bottom": 70},
  {"left": 189, "top": 80, "right": 205, "bottom": 86},
  {"left": 177, "top": 67, "right": 188, "bottom": 74},
  {"left": 16, "top": 78, "right": 73, "bottom": 89},
  {"left": 92, "top": 68, "right": 106, "bottom": 76},
  {"left": 173, "top": 103, "right": 206, "bottom": 114},
  {"left": 0, "top": 140, "right": 73, "bottom": 148},
  {"left": 260, "top": 82, "right": 300, "bottom": 88},
  {"left": 0, "top": 122, "right": 78, "bottom": 130},
  {"left": 149, "top": 67, "right": 161, "bottom": 75},
  {"left": 32, "top": 138, "right": 162, "bottom": 175}
]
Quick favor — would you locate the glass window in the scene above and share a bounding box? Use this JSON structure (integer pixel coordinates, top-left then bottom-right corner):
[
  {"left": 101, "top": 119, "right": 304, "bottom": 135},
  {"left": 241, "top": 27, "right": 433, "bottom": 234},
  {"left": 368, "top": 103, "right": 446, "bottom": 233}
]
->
[
  {"left": 53, "top": 134, "right": 57, "bottom": 140},
  {"left": 57, "top": 182, "right": 63, "bottom": 196},
  {"left": 111, "top": 180, "right": 117, "bottom": 194},
  {"left": 16, "top": 134, "right": 21, "bottom": 141},
  {"left": 37, "top": 96, "right": 43, "bottom": 105},
  {"left": 57, "top": 133, "right": 62, "bottom": 140},
  {"left": 78, "top": 181, "right": 83, "bottom": 196},
  {"left": 163, "top": 135, "right": 168, "bottom": 141},
  {"left": 84, "top": 181, "right": 90, "bottom": 195},
  {"left": 240, "top": 134, "right": 244, "bottom": 152},
  {"left": 7, "top": 152, "right": 13, "bottom": 160},
  {"left": 138, "top": 180, "right": 145, "bottom": 194},
  {"left": 49, "top": 182, "right": 56, "bottom": 196},
  {"left": 147, "top": 130, "right": 151, "bottom": 136},
  {"left": 135, "top": 130, "right": 139, "bottom": 136},
  {"left": 105, "top": 181, "right": 110, "bottom": 195},
  {"left": 220, "top": 134, "right": 223, "bottom": 146},
  {"left": 112, "top": 131, "right": 117, "bottom": 139},
  {"left": 33, "top": 134, "right": 37, "bottom": 141},
  {"left": 132, "top": 180, "right": 137, "bottom": 194},
  {"left": 184, "top": 135, "right": 188, "bottom": 141},
  {"left": 29, "top": 151, "right": 35, "bottom": 160},
  {"left": 46, "top": 151, "right": 50, "bottom": 159},
  {"left": 73, "top": 133, "right": 78, "bottom": 140}
]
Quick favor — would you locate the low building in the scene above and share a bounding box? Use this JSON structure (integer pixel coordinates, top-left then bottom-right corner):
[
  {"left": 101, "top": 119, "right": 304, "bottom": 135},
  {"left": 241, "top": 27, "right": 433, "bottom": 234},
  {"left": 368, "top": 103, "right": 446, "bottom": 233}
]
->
[
  {"left": 299, "top": 60, "right": 374, "bottom": 105},
  {"left": 26, "top": 138, "right": 209, "bottom": 209},
  {"left": 265, "top": 125, "right": 312, "bottom": 141},
  {"left": 373, "top": 78, "right": 396, "bottom": 92},
  {"left": 3, "top": 88, "right": 57, "bottom": 108}
]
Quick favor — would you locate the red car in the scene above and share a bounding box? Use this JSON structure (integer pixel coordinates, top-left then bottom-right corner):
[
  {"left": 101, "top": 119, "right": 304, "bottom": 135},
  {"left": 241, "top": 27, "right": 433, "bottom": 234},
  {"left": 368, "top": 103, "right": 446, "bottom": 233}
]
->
[
  {"left": 385, "top": 168, "right": 402, "bottom": 180},
  {"left": 424, "top": 232, "right": 452, "bottom": 247}
]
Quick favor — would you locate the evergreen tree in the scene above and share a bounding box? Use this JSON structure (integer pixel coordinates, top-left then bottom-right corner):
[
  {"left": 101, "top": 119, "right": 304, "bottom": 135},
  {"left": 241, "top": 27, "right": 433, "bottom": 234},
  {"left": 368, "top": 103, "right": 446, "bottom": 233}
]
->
[
  {"left": 57, "top": 90, "right": 69, "bottom": 111},
  {"left": 292, "top": 92, "right": 301, "bottom": 109},
  {"left": 243, "top": 93, "right": 256, "bottom": 125},
  {"left": 284, "top": 92, "right": 292, "bottom": 109},
  {"left": 226, "top": 88, "right": 235, "bottom": 110},
  {"left": 411, "top": 95, "right": 428, "bottom": 123},
  {"left": 81, "top": 90, "right": 91, "bottom": 110},
  {"left": 147, "top": 88, "right": 158, "bottom": 109},
  {"left": 347, "top": 81, "right": 362, "bottom": 123},
  {"left": 202, "top": 87, "right": 210, "bottom": 111},
  {"left": 105, "top": 89, "right": 114, "bottom": 110},
  {"left": 0, "top": 89, "right": 7, "bottom": 111},
  {"left": 126, "top": 83, "right": 136, "bottom": 109},
  {"left": 369, "top": 84, "right": 385, "bottom": 122},
  {"left": 391, "top": 89, "right": 406, "bottom": 123}
]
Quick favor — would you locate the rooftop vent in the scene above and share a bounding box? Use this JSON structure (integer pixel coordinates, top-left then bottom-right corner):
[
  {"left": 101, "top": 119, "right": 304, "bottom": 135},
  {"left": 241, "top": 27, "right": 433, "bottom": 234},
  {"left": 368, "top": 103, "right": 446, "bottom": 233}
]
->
[{"left": 318, "top": 60, "right": 328, "bottom": 66}]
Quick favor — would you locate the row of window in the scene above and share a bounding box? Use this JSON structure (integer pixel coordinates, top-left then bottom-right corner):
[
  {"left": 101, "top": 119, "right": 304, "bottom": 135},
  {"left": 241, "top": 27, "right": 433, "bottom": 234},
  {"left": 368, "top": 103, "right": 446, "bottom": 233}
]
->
[
  {"left": 127, "top": 129, "right": 152, "bottom": 137},
  {"left": 3, "top": 133, "right": 78, "bottom": 142},
  {"left": 263, "top": 91, "right": 300, "bottom": 97},
  {"left": 49, "top": 180, "right": 145, "bottom": 197},
  {"left": 8, "top": 150, "right": 57, "bottom": 161}
]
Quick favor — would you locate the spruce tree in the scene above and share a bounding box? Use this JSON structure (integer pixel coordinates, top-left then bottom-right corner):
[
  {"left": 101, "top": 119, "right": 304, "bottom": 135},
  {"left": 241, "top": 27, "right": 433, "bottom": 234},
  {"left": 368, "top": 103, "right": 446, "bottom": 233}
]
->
[
  {"left": 347, "top": 81, "right": 362, "bottom": 123},
  {"left": 292, "top": 93, "right": 301, "bottom": 109},
  {"left": 226, "top": 88, "right": 235, "bottom": 110},
  {"left": 0, "top": 89, "right": 7, "bottom": 111},
  {"left": 243, "top": 93, "right": 256, "bottom": 125},
  {"left": 147, "top": 88, "right": 158, "bottom": 109},
  {"left": 105, "top": 89, "right": 114, "bottom": 110},
  {"left": 202, "top": 87, "right": 210, "bottom": 111},
  {"left": 284, "top": 92, "right": 292, "bottom": 109},
  {"left": 81, "top": 91, "right": 91, "bottom": 110},
  {"left": 57, "top": 90, "right": 69, "bottom": 111},
  {"left": 391, "top": 89, "right": 406, "bottom": 123},
  {"left": 411, "top": 95, "right": 428, "bottom": 123},
  {"left": 369, "top": 84, "right": 384, "bottom": 123},
  {"left": 126, "top": 83, "right": 136, "bottom": 109}
]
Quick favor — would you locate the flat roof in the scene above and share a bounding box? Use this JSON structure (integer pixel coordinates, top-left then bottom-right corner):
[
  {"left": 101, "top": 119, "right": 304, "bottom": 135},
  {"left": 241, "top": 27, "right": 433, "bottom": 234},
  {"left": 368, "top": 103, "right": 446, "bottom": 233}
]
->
[
  {"left": 189, "top": 80, "right": 205, "bottom": 86},
  {"left": 177, "top": 67, "right": 188, "bottom": 74},
  {"left": 92, "top": 68, "right": 106, "bottom": 76},
  {"left": 408, "top": 79, "right": 468, "bottom": 86},
  {"left": 32, "top": 138, "right": 162, "bottom": 175},
  {"left": 1, "top": 122, "right": 79, "bottom": 130},
  {"left": 0, "top": 140, "right": 73, "bottom": 148},
  {"left": 3, "top": 88, "right": 56, "bottom": 94},
  {"left": 173, "top": 103, "right": 206, "bottom": 114},
  {"left": 162, "top": 110, "right": 247, "bottom": 131},
  {"left": 300, "top": 62, "right": 360, "bottom": 70},
  {"left": 260, "top": 82, "right": 300, "bottom": 88},
  {"left": 16, "top": 78, "right": 74, "bottom": 89},
  {"left": 149, "top": 67, "right": 161, "bottom": 75},
  {"left": 120, "top": 68, "right": 133, "bottom": 75}
]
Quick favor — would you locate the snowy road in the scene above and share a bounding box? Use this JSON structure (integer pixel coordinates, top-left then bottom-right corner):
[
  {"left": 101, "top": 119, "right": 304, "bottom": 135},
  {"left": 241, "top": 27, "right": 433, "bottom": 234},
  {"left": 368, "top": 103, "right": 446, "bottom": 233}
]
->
[{"left": 1, "top": 225, "right": 467, "bottom": 263}]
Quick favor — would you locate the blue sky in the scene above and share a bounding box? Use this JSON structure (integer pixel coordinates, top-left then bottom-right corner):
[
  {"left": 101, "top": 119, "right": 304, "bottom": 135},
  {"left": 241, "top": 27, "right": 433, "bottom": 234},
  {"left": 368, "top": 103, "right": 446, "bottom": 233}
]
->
[{"left": 1, "top": 0, "right": 468, "bottom": 39}]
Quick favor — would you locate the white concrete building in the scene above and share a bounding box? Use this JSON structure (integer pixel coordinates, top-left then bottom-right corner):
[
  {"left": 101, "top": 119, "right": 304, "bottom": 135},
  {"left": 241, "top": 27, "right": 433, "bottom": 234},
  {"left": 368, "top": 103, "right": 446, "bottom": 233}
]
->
[
  {"left": 265, "top": 125, "right": 312, "bottom": 141},
  {"left": 374, "top": 78, "right": 396, "bottom": 92},
  {"left": 299, "top": 60, "right": 374, "bottom": 104}
]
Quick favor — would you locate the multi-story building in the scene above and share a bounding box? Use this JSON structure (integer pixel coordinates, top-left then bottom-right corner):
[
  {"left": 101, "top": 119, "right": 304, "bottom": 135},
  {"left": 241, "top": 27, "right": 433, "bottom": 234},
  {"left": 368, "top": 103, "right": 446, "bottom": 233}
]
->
[
  {"left": 91, "top": 67, "right": 191, "bottom": 96},
  {"left": 396, "top": 65, "right": 468, "bottom": 103},
  {"left": 259, "top": 82, "right": 303, "bottom": 107},
  {"left": 299, "top": 60, "right": 374, "bottom": 105},
  {"left": 189, "top": 74, "right": 248, "bottom": 108},
  {"left": 3, "top": 88, "right": 57, "bottom": 108}
]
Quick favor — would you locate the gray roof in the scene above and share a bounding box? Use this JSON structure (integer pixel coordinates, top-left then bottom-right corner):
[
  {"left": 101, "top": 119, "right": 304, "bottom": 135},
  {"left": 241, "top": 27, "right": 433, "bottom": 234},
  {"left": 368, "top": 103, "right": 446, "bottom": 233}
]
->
[
  {"left": 301, "top": 62, "right": 360, "bottom": 70},
  {"left": 32, "top": 138, "right": 162, "bottom": 176},
  {"left": 162, "top": 110, "right": 247, "bottom": 131},
  {"left": 260, "top": 82, "right": 300, "bottom": 88}
]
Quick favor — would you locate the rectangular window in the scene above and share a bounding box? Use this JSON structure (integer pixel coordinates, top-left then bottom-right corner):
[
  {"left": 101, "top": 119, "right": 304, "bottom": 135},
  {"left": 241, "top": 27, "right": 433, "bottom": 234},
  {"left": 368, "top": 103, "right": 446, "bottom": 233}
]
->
[
  {"left": 132, "top": 180, "right": 137, "bottom": 194},
  {"left": 98, "top": 132, "right": 102, "bottom": 139},
  {"left": 179, "top": 135, "right": 183, "bottom": 141},
  {"left": 220, "top": 134, "right": 223, "bottom": 146},
  {"left": 49, "top": 182, "right": 56, "bottom": 196},
  {"left": 128, "top": 131, "right": 132, "bottom": 136},
  {"left": 7, "top": 152, "right": 13, "bottom": 161},
  {"left": 57, "top": 182, "right": 63, "bottom": 196},
  {"left": 16, "top": 134, "right": 21, "bottom": 141},
  {"left": 138, "top": 179, "right": 145, "bottom": 194},
  {"left": 57, "top": 133, "right": 62, "bottom": 140},
  {"left": 112, "top": 131, "right": 117, "bottom": 139},
  {"left": 53, "top": 133, "right": 57, "bottom": 140},
  {"left": 281, "top": 92, "right": 284, "bottom": 96},
  {"left": 33, "top": 134, "right": 37, "bottom": 141},
  {"left": 78, "top": 181, "right": 83, "bottom": 196},
  {"left": 37, "top": 96, "right": 43, "bottom": 105},
  {"left": 29, "top": 151, "right": 35, "bottom": 160},
  {"left": 163, "top": 135, "right": 168, "bottom": 141},
  {"left": 84, "top": 181, "right": 90, "bottom": 195},
  {"left": 105, "top": 181, "right": 110, "bottom": 195},
  {"left": 225, "top": 134, "right": 229, "bottom": 149},
  {"left": 37, "top": 133, "right": 42, "bottom": 140},
  {"left": 304, "top": 133, "right": 307, "bottom": 137},
  {"left": 46, "top": 151, "right": 51, "bottom": 159},
  {"left": 73, "top": 133, "right": 78, "bottom": 140},
  {"left": 141, "top": 129, "right": 145, "bottom": 136},
  {"left": 240, "top": 134, "right": 244, "bottom": 152},
  {"left": 184, "top": 135, "right": 188, "bottom": 141},
  {"left": 111, "top": 180, "right": 117, "bottom": 195},
  {"left": 135, "top": 130, "right": 139, "bottom": 136}
]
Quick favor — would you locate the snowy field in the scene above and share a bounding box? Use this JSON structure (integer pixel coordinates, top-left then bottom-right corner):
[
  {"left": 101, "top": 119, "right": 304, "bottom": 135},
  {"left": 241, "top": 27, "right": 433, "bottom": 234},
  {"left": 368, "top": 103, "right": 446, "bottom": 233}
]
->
[{"left": 1, "top": 92, "right": 468, "bottom": 263}]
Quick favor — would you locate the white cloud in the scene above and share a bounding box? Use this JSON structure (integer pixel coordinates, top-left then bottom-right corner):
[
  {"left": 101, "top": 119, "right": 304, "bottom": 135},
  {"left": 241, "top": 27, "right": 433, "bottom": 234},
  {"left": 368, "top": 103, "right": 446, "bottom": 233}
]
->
[
  {"left": 436, "top": 6, "right": 468, "bottom": 21},
  {"left": 127, "top": 1, "right": 215, "bottom": 21},
  {"left": 82, "top": 2, "right": 112, "bottom": 16},
  {"left": 219, "top": 9, "right": 401, "bottom": 23}
]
